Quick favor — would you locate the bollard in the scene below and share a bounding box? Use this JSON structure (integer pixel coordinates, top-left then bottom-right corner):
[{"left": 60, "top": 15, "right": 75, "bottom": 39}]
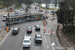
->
[
  {"left": 6, "top": 27, "right": 8, "bottom": 32},
  {"left": 51, "top": 30, "right": 52, "bottom": 33},
  {"left": 48, "top": 30, "right": 49, "bottom": 33},
  {"left": 44, "top": 30, "right": 46, "bottom": 33}
]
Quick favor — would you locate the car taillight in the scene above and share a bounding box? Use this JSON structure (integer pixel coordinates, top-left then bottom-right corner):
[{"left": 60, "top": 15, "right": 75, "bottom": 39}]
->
[
  {"left": 23, "top": 44, "right": 24, "bottom": 46},
  {"left": 16, "top": 31, "right": 18, "bottom": 33},
  {"left": 26, "top": 30, "right": 28, "bottom": 31},
  {"left": 28, "top": 44, "right": 30, "bottom": 46},
  {"left": 12, "top": 31, "right": 13, "bottom": 32},
  {"left": 30, "top": 30, "right": 32, "bottom": 31}
]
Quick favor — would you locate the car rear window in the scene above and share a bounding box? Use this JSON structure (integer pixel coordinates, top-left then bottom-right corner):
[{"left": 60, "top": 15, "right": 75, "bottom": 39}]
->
[
  {"left": 24, "top": 40, "right": 30, "bottom": 43},
  {"left": 13, "top": 30, "right": 17, "bottom": 32},
  {"left": 27, "top": 28, "right": 31, "bottom": 30}
]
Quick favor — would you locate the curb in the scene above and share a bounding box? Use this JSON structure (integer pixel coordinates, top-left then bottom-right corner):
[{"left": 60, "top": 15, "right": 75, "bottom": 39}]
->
[{"left": 0, "top": 27, "right": 13, "bottom": 45}]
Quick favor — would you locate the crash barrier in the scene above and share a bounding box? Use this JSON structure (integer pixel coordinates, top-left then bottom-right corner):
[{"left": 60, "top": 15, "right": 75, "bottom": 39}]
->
[{"left": 44, "top": 30, "right": 53, "bottom": 33}]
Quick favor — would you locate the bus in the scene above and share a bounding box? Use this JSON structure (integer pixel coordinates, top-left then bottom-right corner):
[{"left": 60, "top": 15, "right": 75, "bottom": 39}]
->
[{"left": 5, "top": 13, "right": 43, "bottom": 26}]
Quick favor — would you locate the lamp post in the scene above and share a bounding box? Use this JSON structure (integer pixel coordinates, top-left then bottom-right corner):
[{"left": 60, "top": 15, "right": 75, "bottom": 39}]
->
[{"left": 7, "top": 2, "right": 10, "bottom": 30}]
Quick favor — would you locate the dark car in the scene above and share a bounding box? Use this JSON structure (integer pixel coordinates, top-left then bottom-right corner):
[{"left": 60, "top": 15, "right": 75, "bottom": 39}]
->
[
  {"left": 26, "top": 27, "right": 32, "bottom": 33},
  {"left": 35, "top": 25, "right": 40, "bottom": 31},
  {"left": 12, "top": 28, "right": 20, "bottom": 34},
  {"left": 35, "top": 34, "right": 42, "bottom": 43}
]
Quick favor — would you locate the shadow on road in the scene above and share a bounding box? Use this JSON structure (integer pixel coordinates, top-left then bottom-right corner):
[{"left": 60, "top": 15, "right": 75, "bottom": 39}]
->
[
  {"left": 22, "top": 47, "right": 30, "bottom": 50},
  {"left": 34, "top": 41, "right": 42, "bottom": 46}
]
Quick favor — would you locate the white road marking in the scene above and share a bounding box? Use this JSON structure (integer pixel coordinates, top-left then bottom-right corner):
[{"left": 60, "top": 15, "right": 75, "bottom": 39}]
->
[
  {"left": 32, "top": 27, "right": 35, "bottom": 29},
  {"left": 47, "top": 45, "right": 49, "bottom": 48},
  {"left": 51, "top": 42, "right": 55, "bottom": 50},
  {"left": 0, "top": 28, "right": 13, "bottom": 45},
  {"left": 44, "top": 36, "right": 47, "bottom": 43},
  {"left": 21, "top": 31, "right": 27, "bottom": 50}
]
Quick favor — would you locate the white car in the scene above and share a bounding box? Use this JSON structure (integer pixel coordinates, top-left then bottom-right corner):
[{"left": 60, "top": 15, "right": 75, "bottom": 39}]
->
[
  {"left": 14, "top": 10, "right": 18, "bottom": 14},
  {"left": 3, "top": 14, "right": 8, "bottom": 18},
  {"left": 22, "top": 36, "right": 31, "bottom": 47},
  {"left": 2, "top": 18, "right": 6, "bottom": 21}
]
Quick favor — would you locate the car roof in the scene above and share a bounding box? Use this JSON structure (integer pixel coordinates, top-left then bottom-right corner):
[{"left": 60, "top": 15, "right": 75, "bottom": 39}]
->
[
  {"left": 13, "top": 28, "right": 18, "bottom": 30},
  {"left": 35, "top": 25, "right": 40, "bottom": 27},
  {"left": 27, "top": 27, "right": 32, "bottom": 28},
  {"left": 24, "top": 36, "right": 31, "bottom": 40},
  {"left": 3, "top": 14, "right": 7, "bottom": 16}
]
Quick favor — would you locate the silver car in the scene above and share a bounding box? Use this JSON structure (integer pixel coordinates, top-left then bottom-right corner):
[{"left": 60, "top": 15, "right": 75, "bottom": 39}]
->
[{"left": 22, "top": 36, "right": 31, "bottom": 47}]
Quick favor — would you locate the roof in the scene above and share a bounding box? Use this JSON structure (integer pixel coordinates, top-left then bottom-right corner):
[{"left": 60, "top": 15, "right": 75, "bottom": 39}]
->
[
  {"left": 27, "top": 27, "right": 32, "bottom": 28},
  {"left": 13, "top": 28, "right": 18, "bottom": 30},
  {"left": 36, "top": 25, "right": 39, "bottom": 26},
  {"left": 24, "top": 36, "right": 31, "bottom": 40}
]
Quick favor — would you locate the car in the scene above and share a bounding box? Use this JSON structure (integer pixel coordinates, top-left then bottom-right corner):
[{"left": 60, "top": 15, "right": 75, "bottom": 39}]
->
[
  {"left": 26, "top": 27, "right": 32, "bottom": 33},
  {"left": 3, "top": 14, "right": 8, "bottom": 18},
  {"left": 35, "top": 34, "right": 42, "bottom": 43},
  {"left": 20, "top": 9, "right": 23, "bottom": 11},
  {"left": 14, "top": 10, "right": 18, "bottom": 14},
  {"left": 12, "top": 28, "right": 20, "bottom": 34},
  {"left": 35, "top": 25, "right": 40, "bottom": 31},
  {"left": 2, "top": 18, "right": 6, "bottom": 21},
  {"left": 22, "top": 36, "right": 31, "bottom": 47}
]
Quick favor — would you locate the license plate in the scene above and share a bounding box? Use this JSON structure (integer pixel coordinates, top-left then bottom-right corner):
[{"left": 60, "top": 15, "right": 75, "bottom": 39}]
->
[{"left": 38, "top": 41, "right": 40, "bottom": 42}]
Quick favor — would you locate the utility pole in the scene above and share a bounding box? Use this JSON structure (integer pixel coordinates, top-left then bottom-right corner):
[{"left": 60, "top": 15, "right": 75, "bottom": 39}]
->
[{"left": 7, "top": 2, "right": 10, "bottom": 30}]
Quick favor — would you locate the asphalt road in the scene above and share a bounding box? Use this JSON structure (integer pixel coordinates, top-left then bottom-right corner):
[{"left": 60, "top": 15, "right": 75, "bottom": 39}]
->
[{"left": 0, "top": 4, "right": 62, "bottom": 50}]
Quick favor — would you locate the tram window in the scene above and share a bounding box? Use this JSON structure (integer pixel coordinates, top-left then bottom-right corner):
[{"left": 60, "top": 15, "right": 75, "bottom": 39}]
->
[
  {"left": 39, "top": 15, "right": 42, "bottom": 17},
  {"left": 14, "top": 18, "right": 19, "bottom": 21},
  {"left": 35, "top": 15, "right": 38, "bottom": 17},
  {"left": 9, "top": 19, "right": 13, "bottom": 22}
]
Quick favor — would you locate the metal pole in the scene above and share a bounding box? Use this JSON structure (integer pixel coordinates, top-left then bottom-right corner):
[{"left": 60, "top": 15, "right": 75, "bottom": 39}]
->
[{"left": 7, "top": 3, "right": 10, "bottom": 30}]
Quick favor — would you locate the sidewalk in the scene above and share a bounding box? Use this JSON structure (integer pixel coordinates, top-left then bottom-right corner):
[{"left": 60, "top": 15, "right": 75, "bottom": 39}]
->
[
  {"left": 0, "top": 28, "right": 12, "bottom": 44},
  {"left": 56, "top": 24, "right": 74, "bottom": 50}
]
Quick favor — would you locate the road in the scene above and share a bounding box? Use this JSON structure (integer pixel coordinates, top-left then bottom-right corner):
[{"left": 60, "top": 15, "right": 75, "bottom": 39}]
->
[{"left": 0, "top": 4, "right": 62, "bottom": 50}]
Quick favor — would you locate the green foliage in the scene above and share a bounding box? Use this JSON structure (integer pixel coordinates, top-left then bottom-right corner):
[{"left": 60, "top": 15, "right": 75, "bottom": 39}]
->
[
  {"left": 0, "top": 5, "right": 6, "bottom": 8},
  {"left": 66, "top": 25, "right": 75, "bottom": 44}
]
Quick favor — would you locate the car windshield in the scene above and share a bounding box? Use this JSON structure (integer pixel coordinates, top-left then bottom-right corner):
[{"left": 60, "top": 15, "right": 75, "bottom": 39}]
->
[
  {"left": 24, "top": 40, "right": 30, "bottom": 43},
  {"left": 36, "top": 35, "right": 41, "bottom": 38},
  {"left": 13, "top": 30, "right": 17, "bottom": 32}
]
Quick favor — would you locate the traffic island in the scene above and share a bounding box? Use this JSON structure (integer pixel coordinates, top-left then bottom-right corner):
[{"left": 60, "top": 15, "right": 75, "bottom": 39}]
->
[
  {"left": 0, "top": 28, "right": 13, "bottom": 44},
  {"left": 56, "top": 24, "right": 74, "bottom": 50}
]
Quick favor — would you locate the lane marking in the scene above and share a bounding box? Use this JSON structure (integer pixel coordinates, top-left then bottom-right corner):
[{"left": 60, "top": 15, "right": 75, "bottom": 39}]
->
[
  {"left": 21, "top": 31, "right": 26, "bottom": 50},
  {"left": 0, "top": 28, "right": 13, "bottom": 45},
  {"left": 44, "top": 36, "right": 47, "bottom": 43},
  {"left": 47, "top": 45, "right": 49, "bottom": 48}
]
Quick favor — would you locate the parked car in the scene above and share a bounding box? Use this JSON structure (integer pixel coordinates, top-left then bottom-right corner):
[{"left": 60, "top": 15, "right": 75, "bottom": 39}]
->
[
  {"left": 14, "top": 10, "right": 18, "bottom": 14},
  {"left": 3, "top": 14, "right": 8, "bottom": 18},
  {"left": 22, "top": 36, "right": 31, "bottom": 47},
  {"left": 12, "top": 28, "right": 20, "bottom": 34}
]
